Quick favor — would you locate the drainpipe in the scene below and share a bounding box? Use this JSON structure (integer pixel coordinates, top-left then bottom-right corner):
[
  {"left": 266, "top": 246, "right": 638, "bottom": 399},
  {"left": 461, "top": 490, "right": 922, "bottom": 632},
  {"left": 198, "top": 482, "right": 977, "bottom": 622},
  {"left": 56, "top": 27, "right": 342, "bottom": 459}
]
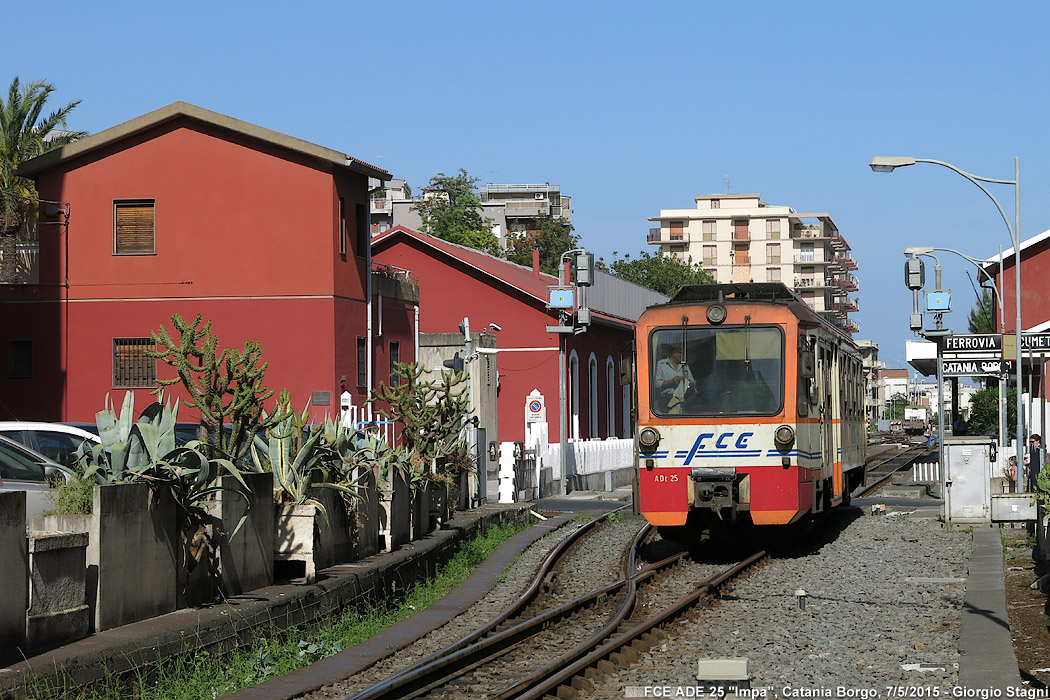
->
[{"left": 414, "top": 304, "right": 420, "bottom": 364}]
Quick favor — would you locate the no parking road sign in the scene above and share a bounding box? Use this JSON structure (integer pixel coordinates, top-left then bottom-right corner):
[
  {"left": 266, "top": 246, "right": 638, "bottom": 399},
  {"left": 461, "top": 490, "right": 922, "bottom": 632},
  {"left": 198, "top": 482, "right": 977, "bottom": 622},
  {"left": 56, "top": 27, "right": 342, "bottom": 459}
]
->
[{"left": 525, "top": 393, "right": 546, "bottom": 423}]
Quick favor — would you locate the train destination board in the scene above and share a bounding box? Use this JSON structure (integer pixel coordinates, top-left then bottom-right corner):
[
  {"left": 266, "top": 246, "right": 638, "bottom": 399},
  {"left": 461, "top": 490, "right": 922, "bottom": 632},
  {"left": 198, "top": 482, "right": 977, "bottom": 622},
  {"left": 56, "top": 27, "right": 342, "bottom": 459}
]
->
[
  {"left": 942, "top": 359, "right": 1015, "bottom": 377},
  {"left": 945, "top": 333, "right": 1050, "bottom": 352}
]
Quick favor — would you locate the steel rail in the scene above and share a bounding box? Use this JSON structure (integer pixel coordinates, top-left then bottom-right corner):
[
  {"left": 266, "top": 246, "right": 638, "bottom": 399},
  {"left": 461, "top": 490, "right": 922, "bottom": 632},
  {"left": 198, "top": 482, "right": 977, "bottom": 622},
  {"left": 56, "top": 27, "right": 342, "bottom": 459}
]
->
[
  {"left": 344, "top": 507, "right": 659, "bottom": 700},
  {"left": 508, "top": 549, "right": 770, "bottom": 700}
]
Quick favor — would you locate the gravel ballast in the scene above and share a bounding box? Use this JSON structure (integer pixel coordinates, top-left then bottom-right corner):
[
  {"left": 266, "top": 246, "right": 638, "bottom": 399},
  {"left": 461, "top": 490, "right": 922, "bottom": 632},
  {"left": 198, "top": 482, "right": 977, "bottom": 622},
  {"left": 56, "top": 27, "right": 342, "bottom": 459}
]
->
[{"left": 585, "top": 510, "right": 971, "bottom": 696}]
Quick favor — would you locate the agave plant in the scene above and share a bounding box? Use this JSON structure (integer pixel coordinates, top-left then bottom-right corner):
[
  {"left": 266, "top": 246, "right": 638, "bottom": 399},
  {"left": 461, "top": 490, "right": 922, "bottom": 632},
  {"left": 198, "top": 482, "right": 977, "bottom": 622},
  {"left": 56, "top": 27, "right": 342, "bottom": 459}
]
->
[
  {"left": 252, "top": 401, "right": 363, "bottom": 523},
  {"left": 72, "top": 391, "right": 253, "bottom": 534}
]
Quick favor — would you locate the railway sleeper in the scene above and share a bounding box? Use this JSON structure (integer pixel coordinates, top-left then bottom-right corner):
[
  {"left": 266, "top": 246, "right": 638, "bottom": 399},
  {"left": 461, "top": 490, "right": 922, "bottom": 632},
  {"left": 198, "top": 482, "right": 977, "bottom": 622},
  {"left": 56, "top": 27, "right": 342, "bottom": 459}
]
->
[
  {"left": 597, "top": 658, "right": 617, "bottom": 674},
  {"left": 556, "top": 684, "right": 578, "bottom": 700},
  {"left": 619, "top": 645, "right": 641, "bottom": 663},
  {"left": 584, "top": 667, "right": 606, "bottom": 683},
  {"left": 571, "top": 676, "right": 596, "bottom": 692}
]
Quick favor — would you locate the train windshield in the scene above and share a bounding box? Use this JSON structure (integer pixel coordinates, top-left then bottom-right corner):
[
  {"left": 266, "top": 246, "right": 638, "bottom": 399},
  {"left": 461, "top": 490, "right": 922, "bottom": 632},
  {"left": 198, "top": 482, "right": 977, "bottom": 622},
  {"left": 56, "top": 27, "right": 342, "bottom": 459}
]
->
[{"left": 649, "top": 326, "right": 784, "bottom": 416}]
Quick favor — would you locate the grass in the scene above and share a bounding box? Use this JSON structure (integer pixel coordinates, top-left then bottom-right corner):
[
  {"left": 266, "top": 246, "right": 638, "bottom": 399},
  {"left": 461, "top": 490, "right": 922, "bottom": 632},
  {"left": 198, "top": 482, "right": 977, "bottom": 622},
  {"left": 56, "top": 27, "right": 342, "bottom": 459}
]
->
[{"left": 23, "top": 520, "right": 529, "bottom": 700}]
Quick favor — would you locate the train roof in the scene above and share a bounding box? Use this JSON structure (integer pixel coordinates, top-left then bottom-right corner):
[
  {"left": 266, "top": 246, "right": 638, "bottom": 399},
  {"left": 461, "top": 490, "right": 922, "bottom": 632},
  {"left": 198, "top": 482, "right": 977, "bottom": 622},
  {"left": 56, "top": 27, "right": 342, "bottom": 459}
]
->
[
  {"left": 669, "top": 283, "right": 803, "bottom": 305},
  {"left": 650, "top": 283, "right": 859, "bottom": 348}
]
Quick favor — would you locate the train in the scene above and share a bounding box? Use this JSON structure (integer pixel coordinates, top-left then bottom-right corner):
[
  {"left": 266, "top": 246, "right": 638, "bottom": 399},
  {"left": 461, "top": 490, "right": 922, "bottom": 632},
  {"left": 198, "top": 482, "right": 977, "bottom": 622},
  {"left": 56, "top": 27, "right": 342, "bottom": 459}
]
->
[{"left": 633, "top": 283, "right": 867, "bottom": 539}]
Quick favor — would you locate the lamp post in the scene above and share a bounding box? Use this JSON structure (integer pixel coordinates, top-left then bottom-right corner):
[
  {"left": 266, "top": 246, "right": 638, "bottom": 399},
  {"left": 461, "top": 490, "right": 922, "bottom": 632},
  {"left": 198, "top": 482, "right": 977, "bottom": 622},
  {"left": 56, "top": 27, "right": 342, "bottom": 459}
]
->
[{"left": 871, "top": 156, "right": 1023, "bottom": 479}]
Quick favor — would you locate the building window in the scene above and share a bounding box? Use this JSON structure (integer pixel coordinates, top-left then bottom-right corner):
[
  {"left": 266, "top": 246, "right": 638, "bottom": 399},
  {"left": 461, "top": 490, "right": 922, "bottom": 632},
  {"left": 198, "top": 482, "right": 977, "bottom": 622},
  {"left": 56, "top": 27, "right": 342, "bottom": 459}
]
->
[
  {"left": 710, "top": 199, "right": 720, "bottom": 209},
  {"left": 10, "top": 340, "right": 32, "bottom": 377},
  {"left": 800, "top": 244, "right": 815, "bottom": 262},
  {"left": 767, "top": 242, "right": 781, "bottom": 264},
  {"left": 669, "top": 220, "right": 684, "bottom": 240},
  {"left": 389, "top": 341, "right": 400, "bottom": 383},
  {"left": 669, "top": 244, "right": 686, "bottom": 259},
  {"left": 733, "top": 219, "right": 749, "bottom": 241},
  {"left": 704, "top": 268, "right": 717, "bottom": 278},
  {"left": 355, "top": 203, "right": 368, "bottom": 258},
  {"left": 702, "top": 220, "right": 716, "bottom": 241},
  {"left": 357, "top": 337, "right": 367, "bottom": 386},
  {"left": 113, "top": 338, "right": 156, "bottom": 388},
  {"left": 114, "top": 200, "right": 155, "bottom": 255},
  {"left": 569, "top": 353, "right": 580, "bottom": 440},
  {"left": 702, "top": 245, "right": 717, "bottom": 265},
  {"left": 588, "top": 354, "right": 599, "bottom": 438},
  {"left": 766, "top": 219, "right": 781, "bottom": 239},
  {"left": 733, "top": 243, "right": 750, "bottom": 264},
  {"left": 339, "top": 197, "right": 347, "bottom": 256},
  {"left": 606, "top": 357, "right": 616, "bottom": 437},
  {"left": 767, "top": 267, "right": 781, "bottom": 282}
]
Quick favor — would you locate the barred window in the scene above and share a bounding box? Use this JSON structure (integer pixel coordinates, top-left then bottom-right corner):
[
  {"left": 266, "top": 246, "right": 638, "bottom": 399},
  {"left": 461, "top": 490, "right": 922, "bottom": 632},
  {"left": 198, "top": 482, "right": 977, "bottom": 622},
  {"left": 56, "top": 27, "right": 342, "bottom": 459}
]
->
[
  {"left": 113, "top": 338, "right": 156, "bottom": 388},
  {"left": 114, "top": 200, "right": 156, "bottom": 255},
  {"left": 357, "top": 337, "right": 367, "bottom": 387},
  {"left": 10, "top": 340, "right": 32, "bottom": 377},
  {"left": 389, "top": 341, "right": 400, "bottom": 384}
]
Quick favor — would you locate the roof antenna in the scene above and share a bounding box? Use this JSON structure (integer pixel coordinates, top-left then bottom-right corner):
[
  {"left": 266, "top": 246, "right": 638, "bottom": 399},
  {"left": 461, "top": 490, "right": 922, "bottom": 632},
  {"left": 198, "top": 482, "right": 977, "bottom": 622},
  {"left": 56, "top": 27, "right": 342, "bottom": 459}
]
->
[{"left": 723, "top": 174, "right": 732, "bottom": 194}]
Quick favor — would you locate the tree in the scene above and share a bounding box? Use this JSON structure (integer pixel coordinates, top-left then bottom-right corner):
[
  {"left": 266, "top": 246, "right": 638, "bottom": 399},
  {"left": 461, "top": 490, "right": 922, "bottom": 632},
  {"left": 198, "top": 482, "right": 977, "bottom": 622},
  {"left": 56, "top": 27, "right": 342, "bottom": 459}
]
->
[
  {"left": 597, "top": 251, "right": 715, "bottom": 296},
  {"left": 886, "top": 393, "right": 908, "bottom": 420},
  {"left": 967, "top": 288, "right": 997, "bottom": 334},
  {"left": 148, "top": 313, "right": 290, "bottom": 461},
  {"left": 1, "top": 78, "right": 86, "bottom": 280},
  {"left": 412, "top": 169, "right": 499, "bottom": 254},
  {"left": 505, "top": 217, "right": 580, "bottom": 275},
  {"left": 968, "top": 386, "right": 1017, "bottom": 440}
]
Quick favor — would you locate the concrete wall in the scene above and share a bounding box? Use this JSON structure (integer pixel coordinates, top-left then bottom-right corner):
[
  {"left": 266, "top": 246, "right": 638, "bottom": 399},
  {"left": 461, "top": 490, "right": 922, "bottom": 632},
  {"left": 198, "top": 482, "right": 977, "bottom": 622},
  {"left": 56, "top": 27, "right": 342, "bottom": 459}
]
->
[
  {"left": 0, "top": 492, "right": 27, "bottom": 659},
  {"left": 26, "top": 532, "right": 89, "bottom": 649}
]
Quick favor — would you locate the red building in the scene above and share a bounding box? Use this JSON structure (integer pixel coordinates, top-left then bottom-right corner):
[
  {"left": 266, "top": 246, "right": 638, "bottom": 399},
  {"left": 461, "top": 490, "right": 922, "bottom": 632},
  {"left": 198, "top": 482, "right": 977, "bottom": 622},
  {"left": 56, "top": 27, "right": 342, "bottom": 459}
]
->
[
  {"left": 1, "top": 102, "right": 414, "bottom": 423},
  {"left": 985, "top": 229, "right": 1050, "bottom": 336},
  {"left": 372, "top": 226, "right": 667, "bottom": 444}
]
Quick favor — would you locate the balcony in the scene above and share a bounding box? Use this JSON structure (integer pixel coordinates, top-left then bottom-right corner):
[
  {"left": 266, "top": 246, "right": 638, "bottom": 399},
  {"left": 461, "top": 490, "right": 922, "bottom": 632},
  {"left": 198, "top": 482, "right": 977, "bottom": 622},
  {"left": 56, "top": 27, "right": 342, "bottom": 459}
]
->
[
  {"left": 833, "top": 251, "right": 858, "bottom": 270},
  {"left": 504, "top": 201, "right": 550, "bottom": 218},
  {"left": 793, "top": 276, "right": 831, "bottom": 288},
  {"left": 830, "top": 274, "right": 858, "bottom": 292},
  {"left": 831, "top": 297, "right": 860, "bottom": 314},
  {"left": 793, "top": 254, "right": 829, "bottom": 265}
]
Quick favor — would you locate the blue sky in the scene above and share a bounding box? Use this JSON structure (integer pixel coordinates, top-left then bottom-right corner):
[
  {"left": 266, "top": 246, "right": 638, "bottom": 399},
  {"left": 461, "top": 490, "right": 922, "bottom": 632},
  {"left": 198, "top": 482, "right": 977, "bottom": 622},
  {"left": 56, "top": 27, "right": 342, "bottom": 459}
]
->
[{"left": 9, "top": 1, "right": 1050, "bottom": 370}]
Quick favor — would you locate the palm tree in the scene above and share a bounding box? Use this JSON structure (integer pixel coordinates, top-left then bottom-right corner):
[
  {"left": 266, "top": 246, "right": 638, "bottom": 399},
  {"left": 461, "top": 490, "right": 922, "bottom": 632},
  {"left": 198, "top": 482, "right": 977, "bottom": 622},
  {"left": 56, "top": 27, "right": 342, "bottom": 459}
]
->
[{"left": 0, "top": 77, "right": 86, "bottom": 281}]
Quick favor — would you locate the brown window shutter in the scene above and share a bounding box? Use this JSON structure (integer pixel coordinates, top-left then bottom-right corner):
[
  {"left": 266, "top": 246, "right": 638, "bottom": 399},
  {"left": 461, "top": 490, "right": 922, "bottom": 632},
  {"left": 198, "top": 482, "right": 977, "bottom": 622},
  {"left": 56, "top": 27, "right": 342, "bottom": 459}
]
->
[{"left": 114, "top": 201, "right": 156, "bottom": 255}]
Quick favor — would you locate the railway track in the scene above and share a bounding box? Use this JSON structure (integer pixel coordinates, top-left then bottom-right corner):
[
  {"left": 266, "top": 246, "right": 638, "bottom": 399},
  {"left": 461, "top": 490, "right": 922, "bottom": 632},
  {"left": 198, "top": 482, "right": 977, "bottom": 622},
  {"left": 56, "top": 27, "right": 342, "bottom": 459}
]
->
[
  {"left": 856, "top": 441, "right": 929, "bottom": 498},
  {"left": 340, "top": 522, "right": 765, "bottom": 700}
]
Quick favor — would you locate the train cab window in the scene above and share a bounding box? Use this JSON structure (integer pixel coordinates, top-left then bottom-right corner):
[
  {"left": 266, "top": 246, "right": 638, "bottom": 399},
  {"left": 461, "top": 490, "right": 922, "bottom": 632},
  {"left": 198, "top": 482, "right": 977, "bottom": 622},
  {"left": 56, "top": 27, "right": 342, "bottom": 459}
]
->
[{"left": 650, "top": 327, "right": 783, "bottom": 417}]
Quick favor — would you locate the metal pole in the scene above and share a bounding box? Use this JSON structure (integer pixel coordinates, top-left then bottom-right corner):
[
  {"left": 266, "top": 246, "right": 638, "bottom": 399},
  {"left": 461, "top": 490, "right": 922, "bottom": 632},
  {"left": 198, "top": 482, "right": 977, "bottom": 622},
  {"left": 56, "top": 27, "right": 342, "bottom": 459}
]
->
[
  {"left": 1014, "top": 157, "right": 1024, "bottom": 481},
  {"left": 559, "top": 331, "right": 567, "bottom": 495},
  {"left": 937, "top": 341, "right": 948, "bottom": 517}
]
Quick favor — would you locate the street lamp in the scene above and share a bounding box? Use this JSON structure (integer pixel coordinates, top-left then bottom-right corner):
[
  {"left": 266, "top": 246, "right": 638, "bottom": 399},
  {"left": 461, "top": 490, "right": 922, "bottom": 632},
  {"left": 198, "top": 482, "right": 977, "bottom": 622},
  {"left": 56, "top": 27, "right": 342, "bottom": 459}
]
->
[{"left": 872, "top": 156, "right": 1023, "bottom": 482}]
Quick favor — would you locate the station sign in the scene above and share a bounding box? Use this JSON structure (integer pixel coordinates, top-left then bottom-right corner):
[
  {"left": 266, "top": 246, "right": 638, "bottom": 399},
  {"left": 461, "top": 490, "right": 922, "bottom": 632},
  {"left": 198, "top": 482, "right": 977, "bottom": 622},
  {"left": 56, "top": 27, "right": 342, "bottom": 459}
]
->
[
  {"left": 944, "top": 333, "right": 1050, "bottom": 353},
  {"left": 942, "top": 359, "right": 1016, "bottom": 377}
]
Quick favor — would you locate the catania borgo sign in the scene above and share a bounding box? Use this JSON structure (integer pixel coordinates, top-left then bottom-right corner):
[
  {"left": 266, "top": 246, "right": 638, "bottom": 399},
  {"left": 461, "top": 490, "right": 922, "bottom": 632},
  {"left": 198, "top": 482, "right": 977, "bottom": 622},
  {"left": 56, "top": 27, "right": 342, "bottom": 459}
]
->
[{"left": 942, "top": 359, "right": 1014, "bottom": 377}]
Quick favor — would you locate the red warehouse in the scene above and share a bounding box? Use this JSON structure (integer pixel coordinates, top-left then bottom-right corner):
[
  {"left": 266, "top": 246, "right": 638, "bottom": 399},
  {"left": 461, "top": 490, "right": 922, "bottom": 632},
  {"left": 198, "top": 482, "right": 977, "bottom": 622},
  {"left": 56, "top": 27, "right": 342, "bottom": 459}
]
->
[
  {"left": 0, "top": 102, "right": 415, "bottom": 423},
  {"left": 371, "top": 226, "right": 667, "bottom": 445}
]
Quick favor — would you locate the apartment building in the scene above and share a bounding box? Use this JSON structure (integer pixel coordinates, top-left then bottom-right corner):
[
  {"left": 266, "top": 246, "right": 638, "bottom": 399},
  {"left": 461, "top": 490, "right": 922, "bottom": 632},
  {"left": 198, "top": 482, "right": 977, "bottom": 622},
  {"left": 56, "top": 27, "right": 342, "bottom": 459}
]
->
[{"left": 647, "top": 193, "right": 859, "bottom": 335}]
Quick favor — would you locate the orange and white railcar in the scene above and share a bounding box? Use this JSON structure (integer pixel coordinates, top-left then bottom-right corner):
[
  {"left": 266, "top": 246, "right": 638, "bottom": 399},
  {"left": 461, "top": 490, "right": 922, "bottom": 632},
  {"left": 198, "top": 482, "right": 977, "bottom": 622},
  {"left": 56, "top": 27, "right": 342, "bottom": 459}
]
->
[{"left": 634, "top": 283, "right": 866, "bottom": 538}]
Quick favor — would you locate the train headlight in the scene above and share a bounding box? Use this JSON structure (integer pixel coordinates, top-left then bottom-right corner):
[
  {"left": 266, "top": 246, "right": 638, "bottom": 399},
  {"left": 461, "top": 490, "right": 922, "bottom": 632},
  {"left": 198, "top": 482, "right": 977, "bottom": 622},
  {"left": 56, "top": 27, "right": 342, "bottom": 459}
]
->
[
  {"left": 774, "top": 425, "right": 795, "bottom": 450},
  {"left": 638, "top": 427, "right": 661, "bottom": 452},
  {"left": 706, "top": 304, "right": 727, "bottom": 325}
]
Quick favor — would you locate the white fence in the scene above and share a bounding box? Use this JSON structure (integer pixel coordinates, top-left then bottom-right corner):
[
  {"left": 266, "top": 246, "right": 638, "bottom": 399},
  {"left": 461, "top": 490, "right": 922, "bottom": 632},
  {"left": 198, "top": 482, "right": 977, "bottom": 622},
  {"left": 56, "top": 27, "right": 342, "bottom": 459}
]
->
[{"left": 539, "top": 438, "right": 634, "bottom": 481}]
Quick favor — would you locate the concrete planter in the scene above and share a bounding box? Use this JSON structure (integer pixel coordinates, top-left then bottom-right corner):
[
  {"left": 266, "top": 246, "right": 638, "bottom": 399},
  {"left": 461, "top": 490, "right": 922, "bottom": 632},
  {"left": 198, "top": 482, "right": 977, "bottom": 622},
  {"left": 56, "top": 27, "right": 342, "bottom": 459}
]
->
[
  {"left": 429, "top": 480, "right": 450, "bottom": 531},
  {"left": 26, "top": 531, "right": 89, "bottom": 649},
  {"left": 207, "top": 473, "right": 274, "bottom": 597},
  {"left": 30, "top": 483, "right": 178, "bottom": 632},
  {"left": 351, "top": 468, "right": 379, "bottom": 559},
  {"left": 378, "top": 471, "right": 410, "bottom": 552},
  {"left": 273, "top": 489, "right": 353, "bottom": 583},
  {"left": 410, "top": 481, "right": 430, "bottom": 540},
  {"left": 0, "top": 492, "right": 27, "bottom": 661}
]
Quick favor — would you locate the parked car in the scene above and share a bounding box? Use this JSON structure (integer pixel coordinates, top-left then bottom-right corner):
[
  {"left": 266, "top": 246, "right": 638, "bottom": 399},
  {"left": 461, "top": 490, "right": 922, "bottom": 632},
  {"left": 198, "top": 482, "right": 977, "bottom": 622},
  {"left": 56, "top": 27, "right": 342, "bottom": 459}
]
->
[
  {"left": 0, "top": 422, "right": 101, "bottom": 468},
  {"left": 0, "top": 434, "right": 69, "bottom": 523}
]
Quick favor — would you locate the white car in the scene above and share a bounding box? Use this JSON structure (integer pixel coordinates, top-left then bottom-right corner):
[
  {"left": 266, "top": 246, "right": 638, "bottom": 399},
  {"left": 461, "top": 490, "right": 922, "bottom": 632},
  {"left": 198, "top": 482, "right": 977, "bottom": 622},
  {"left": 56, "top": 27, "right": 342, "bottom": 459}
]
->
[
  {"left": 0, "top": 421, "right": 100, "bottom": 468},
  {"left": 0, "top": 434, "right": 69, "bottom": 523}
]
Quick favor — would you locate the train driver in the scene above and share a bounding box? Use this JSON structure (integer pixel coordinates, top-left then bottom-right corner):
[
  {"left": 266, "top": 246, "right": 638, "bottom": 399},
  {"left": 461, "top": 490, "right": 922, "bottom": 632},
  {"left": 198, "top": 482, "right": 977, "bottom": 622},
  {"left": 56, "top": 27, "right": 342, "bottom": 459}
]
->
[{"left": 655, "top": 346, "right": 697, "bottom": 413}]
